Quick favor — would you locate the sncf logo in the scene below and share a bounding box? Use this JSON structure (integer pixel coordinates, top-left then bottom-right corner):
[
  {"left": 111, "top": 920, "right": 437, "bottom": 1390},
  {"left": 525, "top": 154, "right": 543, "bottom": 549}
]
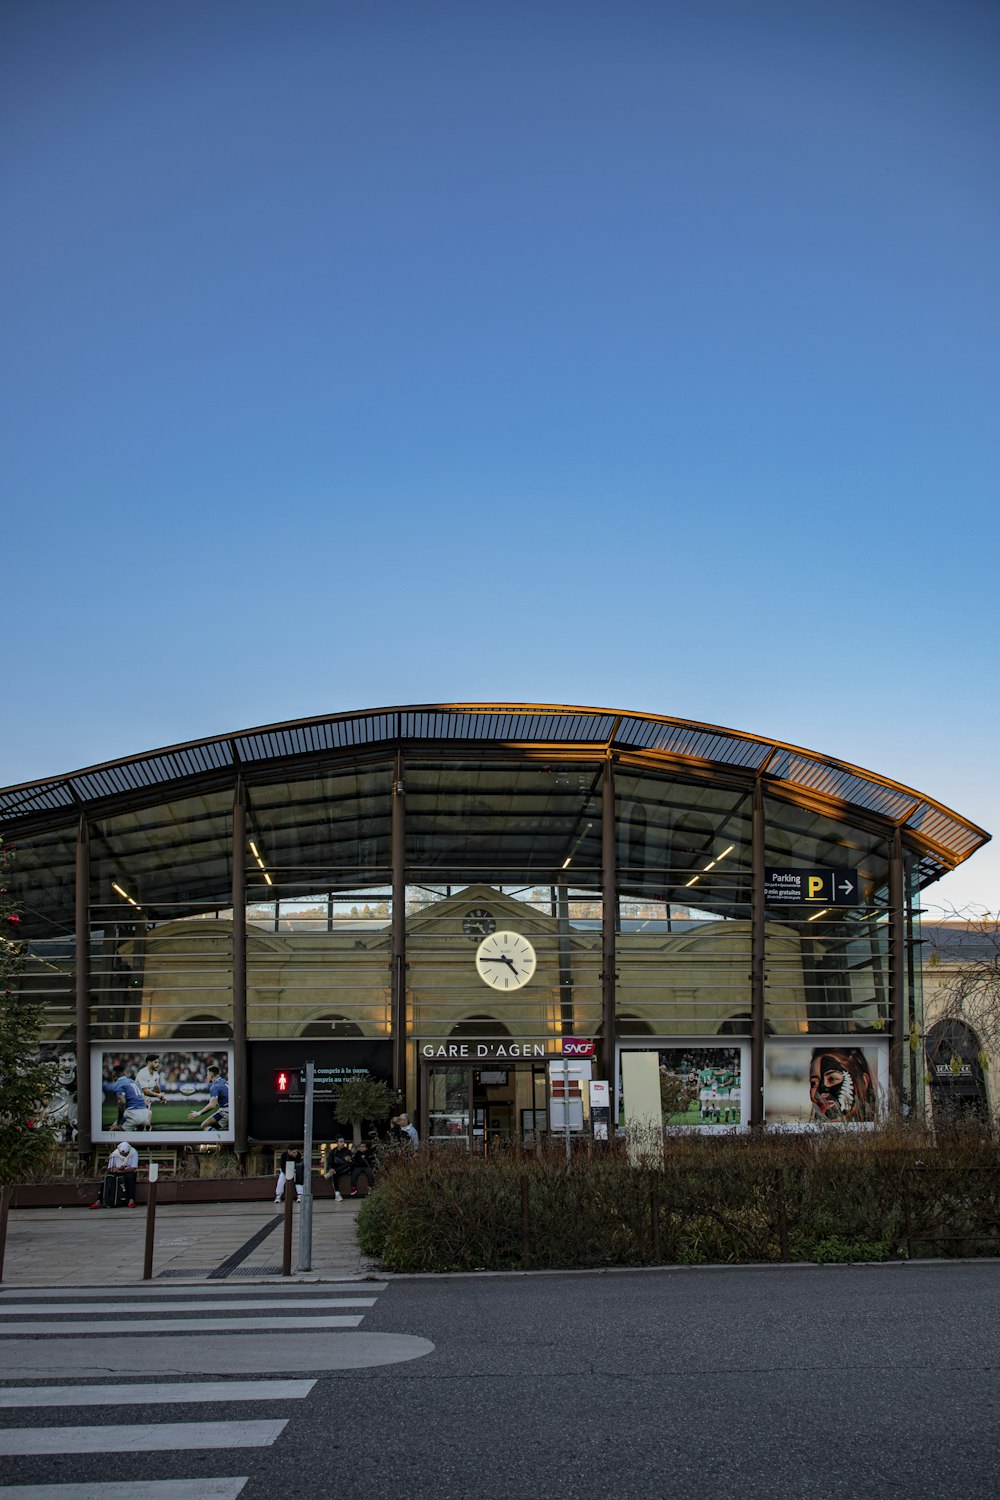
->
[{"left": 561, "top": 1038, "right": 595, "bottom": 1058}]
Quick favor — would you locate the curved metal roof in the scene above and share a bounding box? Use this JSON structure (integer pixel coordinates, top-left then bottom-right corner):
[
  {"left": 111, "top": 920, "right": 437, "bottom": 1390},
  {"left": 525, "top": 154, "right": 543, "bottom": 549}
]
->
[{"left": 0, "top": 701, "right": 989, "bottom": 876}]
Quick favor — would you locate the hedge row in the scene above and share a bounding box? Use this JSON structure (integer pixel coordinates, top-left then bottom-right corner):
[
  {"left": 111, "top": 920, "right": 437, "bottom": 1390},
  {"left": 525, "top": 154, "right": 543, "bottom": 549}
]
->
[{"left": 356, "top": 1127, "right": 1000, "bottom": 1271}]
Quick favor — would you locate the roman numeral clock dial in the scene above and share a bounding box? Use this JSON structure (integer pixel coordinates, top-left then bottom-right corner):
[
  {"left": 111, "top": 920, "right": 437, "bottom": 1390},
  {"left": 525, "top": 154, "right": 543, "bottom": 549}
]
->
[{"left": 475, "top": 930, "right": 537, "bottom": 991}]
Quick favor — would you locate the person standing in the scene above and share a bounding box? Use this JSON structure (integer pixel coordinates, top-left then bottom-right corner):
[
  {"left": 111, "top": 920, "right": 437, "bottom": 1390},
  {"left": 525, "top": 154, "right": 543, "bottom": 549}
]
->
[
  {"left": 135, "top": 1054, "right": 166, "bottom": 1130},
  {"left": 90, "top": 1140, "right": 139, "bottom": 1208},
  {"left": 275, "top": 1145, "right": 305, "bottom": 1205},
  {"left": 398, "top": 1114, "right": 419, "bottom": 1149}
]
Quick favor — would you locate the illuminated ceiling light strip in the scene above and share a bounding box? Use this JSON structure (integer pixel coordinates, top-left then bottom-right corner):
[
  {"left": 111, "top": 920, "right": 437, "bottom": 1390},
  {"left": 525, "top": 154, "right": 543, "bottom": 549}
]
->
[
  {"left": 112, "top": 881, "right": 141, "bottom": 909},
  {"left": 807, "top": 908, "right": 829, "bottom": 922},
  {"left": 562, "top": 858, "right": 572, "bottom": 869},
  {"left": 684, "top": 844, "right": 736, "bottom": 889},
  {"left": 249, "top": 837, "right": 274, "bottom": 885}
]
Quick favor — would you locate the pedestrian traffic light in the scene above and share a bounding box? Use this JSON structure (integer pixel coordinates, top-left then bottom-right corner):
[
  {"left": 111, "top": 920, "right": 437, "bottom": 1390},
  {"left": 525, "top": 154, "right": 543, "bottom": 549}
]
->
[{"left": 274, "top": 1068, "right": 301, "bottom": 1097}]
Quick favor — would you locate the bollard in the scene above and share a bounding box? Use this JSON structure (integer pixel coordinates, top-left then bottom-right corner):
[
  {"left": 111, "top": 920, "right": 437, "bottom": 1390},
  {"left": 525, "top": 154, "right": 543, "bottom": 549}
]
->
[
  {"left": 143, "top": 1163, "right": 159, "bottom": 1281},
  {"left": 650, "top": 1170, "right": 661, "bottom": 1262},
  {"left": 520, "top": 1174, "right": 531, "bottom": 1270},
  {"left": 0, "top": 1183, "right": 11, "bottom": 1283},
  {"left": 282, "top": 1161, "right": 296, "bottom": 1276}
]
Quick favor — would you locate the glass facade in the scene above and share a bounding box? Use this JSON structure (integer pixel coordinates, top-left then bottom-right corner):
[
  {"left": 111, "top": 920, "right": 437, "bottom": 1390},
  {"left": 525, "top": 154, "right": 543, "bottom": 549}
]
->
[{"left": 4, "top": 706, "right": 984, "bottom": 1147}]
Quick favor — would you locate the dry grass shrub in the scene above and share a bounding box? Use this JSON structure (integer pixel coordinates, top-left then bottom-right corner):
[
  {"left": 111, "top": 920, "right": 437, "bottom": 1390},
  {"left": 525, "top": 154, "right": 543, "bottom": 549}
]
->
[{"left": 358, "top": 1120, "right": 1000, "bottom": 1272}]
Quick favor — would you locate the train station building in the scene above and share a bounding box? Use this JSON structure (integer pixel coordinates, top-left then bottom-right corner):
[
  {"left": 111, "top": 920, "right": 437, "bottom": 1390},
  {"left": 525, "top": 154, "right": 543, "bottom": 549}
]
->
[{"left": 1, "top": 703, "right": 989, "bottom": 1151}]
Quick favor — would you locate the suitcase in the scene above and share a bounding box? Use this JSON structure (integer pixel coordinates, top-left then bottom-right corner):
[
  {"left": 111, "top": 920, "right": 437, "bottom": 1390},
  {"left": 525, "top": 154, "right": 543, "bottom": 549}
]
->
[{"left": 102, "top": 1173, "right": 129, "bottom": 1208}]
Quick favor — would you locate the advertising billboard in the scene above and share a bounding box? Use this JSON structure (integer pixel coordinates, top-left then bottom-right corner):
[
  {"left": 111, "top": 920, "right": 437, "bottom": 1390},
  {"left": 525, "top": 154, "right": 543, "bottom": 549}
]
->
[
  {"left": 618, "top": 1043, "right": 748, "bottom": 1132},
  {"left": 91, "top": 1044, "right": 235, "bottom": 1144},
  {"left": 763, "top": 1040, "right": 888, "bottom": 1127}
]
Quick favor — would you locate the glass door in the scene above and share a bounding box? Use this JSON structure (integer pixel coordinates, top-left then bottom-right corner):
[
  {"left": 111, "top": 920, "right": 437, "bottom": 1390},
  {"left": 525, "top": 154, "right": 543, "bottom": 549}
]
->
[{"left": 425, "top": 1066, "right": 471, "bottom": 1146}]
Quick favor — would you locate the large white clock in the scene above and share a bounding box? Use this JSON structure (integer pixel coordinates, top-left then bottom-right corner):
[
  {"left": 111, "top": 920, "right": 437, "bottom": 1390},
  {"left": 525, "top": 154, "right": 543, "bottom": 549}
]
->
[{"left": 475, "top": 930, "right": 537, "bottom": 991}]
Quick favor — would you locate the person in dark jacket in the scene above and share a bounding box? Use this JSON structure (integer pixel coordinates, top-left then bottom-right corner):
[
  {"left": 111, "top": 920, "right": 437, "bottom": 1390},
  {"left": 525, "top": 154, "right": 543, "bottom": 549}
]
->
[
  {"left": 323, "top": 1137, "right": 353, "bottom": 1201},
  {"left": 275, "top": 1145, "right": 305, "bottom": 1204},
  {"left": 349, "top": 1141, "right": 375, "bottom": 1196}
]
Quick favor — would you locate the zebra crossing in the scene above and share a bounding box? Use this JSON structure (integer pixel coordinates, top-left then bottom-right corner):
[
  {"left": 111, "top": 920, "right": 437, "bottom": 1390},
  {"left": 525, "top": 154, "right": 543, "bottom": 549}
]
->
[{"left": 0, "top": 1280, "right": 392, "bottom": 1500}]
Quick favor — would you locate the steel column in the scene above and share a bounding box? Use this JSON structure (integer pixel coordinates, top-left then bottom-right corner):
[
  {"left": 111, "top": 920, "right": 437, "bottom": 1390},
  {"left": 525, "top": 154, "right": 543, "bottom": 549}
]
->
[
  {"left": 601, "top": 757, "right": 617, "bottom": 1090},
  {"left": 750, "top": 779, "right": 765, "bottom": 1127},
  {"left": 889, "top": 828, "right": 905, "bottom": 1102},
  {"left": 232, "top": 780, "right": 248, "bottom": 1154},
  {"left": 391, "top": 751, "right": 406, "bottom": 1097},
  {"left": 74, "top": 815, "right": 92, "bottom": 1153}
]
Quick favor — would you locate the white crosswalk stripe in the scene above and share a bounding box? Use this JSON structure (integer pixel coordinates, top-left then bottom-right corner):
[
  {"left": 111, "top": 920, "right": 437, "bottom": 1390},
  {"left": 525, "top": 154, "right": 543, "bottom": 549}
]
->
[
  {"left": 0, "top": 1420, "right": 287, "bottom": 1456},
  {"left": 0, "top": 1484, "right": 249, "bottom": 1500},
  {"left": 0, "top": 1380, "right": 316, "bottom": 1408},
  {"left": 0, "top": 1283, "right": 387, "bottom": 1499},
  {"left": 3, "top": 1314, "right": 364, "bottom": 1334},
  {"left": 0, "top": 1297, "right": 376, "bottom": 1314}
]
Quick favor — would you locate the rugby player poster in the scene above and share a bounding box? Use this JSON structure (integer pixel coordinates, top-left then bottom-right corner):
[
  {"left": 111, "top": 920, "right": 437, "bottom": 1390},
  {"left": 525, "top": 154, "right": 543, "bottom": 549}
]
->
[
  {"left": 657, "top": 1046, "right": 744, "bottom": 1129},
  {"left": 618, "top": 1045, "right": 748, "bottom": 1132},
  {"left": 91, "top": 1045, "right": 235, "bottom": 1143}
]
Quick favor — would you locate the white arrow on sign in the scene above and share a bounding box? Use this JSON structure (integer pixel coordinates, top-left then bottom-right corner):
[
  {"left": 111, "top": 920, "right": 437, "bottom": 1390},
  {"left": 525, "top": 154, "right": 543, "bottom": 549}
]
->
[{"left": 838, "top": 879, "right": 855, "bottom": 895}]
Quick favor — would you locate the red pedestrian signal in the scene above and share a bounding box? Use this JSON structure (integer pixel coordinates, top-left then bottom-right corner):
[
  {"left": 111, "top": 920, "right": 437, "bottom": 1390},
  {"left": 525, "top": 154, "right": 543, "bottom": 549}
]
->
[
  {"left": 274, "top": 1068, "right": 301, "bottom": 1098},
  {"left": 276, "top": 1071, "right": 288, "bottom": 1093}
]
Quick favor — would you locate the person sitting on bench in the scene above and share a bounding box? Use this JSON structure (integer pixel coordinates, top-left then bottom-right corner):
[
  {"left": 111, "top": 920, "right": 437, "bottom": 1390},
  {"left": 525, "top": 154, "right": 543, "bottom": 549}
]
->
[{"left": 90, "top": 1141, "right": 139, "bottom": 1208}]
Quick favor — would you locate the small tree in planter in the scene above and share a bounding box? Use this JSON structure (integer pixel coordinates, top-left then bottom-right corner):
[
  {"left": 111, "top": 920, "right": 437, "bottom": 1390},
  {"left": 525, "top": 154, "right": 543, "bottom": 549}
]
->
[
  {"left": 334, "top": 1075, "right": 396, "bottom": 1145},
  {"left": 0, "top": 839, "right": 57, "bottom": 1183}
]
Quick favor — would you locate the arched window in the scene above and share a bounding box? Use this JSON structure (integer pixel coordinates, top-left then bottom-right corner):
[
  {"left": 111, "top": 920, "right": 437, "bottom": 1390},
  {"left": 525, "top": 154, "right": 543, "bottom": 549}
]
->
[
  {"left": 926, "top": 1018, "right": 989, "bottom": 1129},
  {"left": 449, "top": 1015, "right": 511, "bottom": 1040},
  {"left": 173, "top": 1014, "right": 233, "bottom": 1040},
  {"left": 300, "top": 1015, "right": 364, "bottom": 1038}
]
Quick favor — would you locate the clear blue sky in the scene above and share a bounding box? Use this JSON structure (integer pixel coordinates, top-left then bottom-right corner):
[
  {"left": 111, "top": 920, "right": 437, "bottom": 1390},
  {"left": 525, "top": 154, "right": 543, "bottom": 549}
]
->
[{"left": 3, "top": 0, "right": 998, "bottom": 913}]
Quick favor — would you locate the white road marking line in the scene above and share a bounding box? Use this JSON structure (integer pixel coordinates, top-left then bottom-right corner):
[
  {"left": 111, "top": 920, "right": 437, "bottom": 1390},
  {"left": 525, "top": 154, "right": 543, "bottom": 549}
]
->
[
  {"left": 0, "top": 1379, "right": 316, "bottom": 1408},
  {"left": 0, "top": 1298, "right": 375, "bottom": 1314},
  {"left": 0, "top": 1283, "right": 387, "bottom": 1299},
  {"left": 0, "top": 1481, "right": 248, "bottom": 1500},
  {"left": 5, "top": 1315, "right": 363, "bottom": 1335},
  {"left": 0, "top": 1419, "right": 287, "bottom": 1455}
]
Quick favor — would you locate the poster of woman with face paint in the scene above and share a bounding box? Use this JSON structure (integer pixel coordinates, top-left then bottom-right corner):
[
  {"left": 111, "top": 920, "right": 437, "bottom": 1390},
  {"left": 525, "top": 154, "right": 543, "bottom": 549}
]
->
[
  {"left": 764, "top": 1041, "right": 886, "bottom": 1126},
  {"left": 808, "top": 1048, "right": 878, "bottom": 1122}
]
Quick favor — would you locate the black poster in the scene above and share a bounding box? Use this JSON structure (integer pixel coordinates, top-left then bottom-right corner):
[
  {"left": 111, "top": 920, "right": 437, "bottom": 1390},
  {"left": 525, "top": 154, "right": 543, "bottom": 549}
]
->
[{"left": 249, "top": 1039, "right": 393, "bottom": 1141}]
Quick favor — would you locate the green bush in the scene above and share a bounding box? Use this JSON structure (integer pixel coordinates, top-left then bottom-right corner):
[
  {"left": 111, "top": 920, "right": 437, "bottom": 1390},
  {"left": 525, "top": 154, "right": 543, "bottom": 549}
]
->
[{"left": 358, "top": 1123, "right": 1000, "bottom": 1272}]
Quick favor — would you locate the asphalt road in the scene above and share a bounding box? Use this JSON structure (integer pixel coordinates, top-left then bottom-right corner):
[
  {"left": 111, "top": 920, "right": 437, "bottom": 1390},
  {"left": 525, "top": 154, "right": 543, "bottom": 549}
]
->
[{"left": 2, "top": 1263, "right": 998, "bottom": 1500}]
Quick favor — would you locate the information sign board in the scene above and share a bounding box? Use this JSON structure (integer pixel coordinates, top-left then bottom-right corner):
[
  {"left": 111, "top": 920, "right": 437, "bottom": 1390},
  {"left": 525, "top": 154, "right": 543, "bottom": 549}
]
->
[{"left": 764, "top": 868, "right": 859, "bottom": 906}]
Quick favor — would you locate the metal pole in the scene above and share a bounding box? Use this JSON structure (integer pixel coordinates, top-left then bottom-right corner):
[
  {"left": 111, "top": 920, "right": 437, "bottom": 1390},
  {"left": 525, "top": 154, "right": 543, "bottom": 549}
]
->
[
  {"left": 0, "top": 1184, "right": 11, "bottom": 1283},
  {"left": 889, "top": 828, "right": 906, "bottom": 1103},
  {"left": 750, "top": 779, "right": 766, "bottom": 1127},
  {"left": 282, "top": 1162, "right": 295, "bottom": 1276},
  {"left": 232, "top": 781, "right": 248, "bottom": 1156},
  {"left": 142, "top": 1162, "right": 159, "bottom": 1280},
  {"left": 391, "top": 751, "right": 406, "bottom": 1097},
  {"left": 75, "top": 816, "right": 92, "bottom": 1154},
  {"left": 298, "top": 1061, "right": 314, "bottom": 1272},
  {"left": 601, "top": 757, "right": 617, "bottom": 1106},
  {"left": 563, "top": 1057, "right": 572, "bottom": 1162}
]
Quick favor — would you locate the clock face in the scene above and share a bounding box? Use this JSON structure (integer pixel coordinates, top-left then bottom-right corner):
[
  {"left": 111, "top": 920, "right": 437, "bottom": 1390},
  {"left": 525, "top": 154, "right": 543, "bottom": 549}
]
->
[
  {"left": 475, "top": 930, "right": 537, "bottom": 991},
  {"left": 463, "top": 907, "right": 496, "bottom": 940}
]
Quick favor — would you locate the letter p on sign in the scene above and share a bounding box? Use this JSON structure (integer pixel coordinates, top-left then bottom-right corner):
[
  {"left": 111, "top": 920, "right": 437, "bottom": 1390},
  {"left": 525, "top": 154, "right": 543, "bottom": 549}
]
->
[{"left": 807, "top": 875, "right": 825, "bottom": 901}]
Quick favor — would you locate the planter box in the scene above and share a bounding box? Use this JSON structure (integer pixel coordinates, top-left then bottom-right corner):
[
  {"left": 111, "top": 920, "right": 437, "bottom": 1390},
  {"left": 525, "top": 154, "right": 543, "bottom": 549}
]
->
[{"left": 9, "top": 1174, "right": 349, "bottom": 1209}]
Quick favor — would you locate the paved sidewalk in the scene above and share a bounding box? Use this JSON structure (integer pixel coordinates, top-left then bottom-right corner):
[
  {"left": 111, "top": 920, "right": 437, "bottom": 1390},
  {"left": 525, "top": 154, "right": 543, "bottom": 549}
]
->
[{"left": 0, "top": 1197, "right": 376, "bottom": 1286}]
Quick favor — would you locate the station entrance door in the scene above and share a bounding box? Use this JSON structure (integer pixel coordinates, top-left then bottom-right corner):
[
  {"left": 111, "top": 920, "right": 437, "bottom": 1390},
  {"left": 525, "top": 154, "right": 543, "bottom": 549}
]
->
[{"left": 422, "top": 1062, "right": 549, "bottom": 1149}]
